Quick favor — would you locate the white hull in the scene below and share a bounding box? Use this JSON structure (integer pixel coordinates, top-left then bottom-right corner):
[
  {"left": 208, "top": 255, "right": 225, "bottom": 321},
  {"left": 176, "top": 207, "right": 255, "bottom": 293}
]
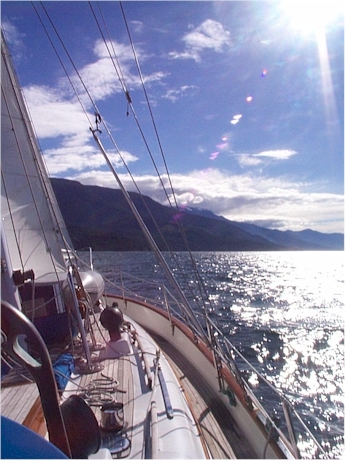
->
[{"left": 106, "top": 293, "right": 292, "bottom": 459}]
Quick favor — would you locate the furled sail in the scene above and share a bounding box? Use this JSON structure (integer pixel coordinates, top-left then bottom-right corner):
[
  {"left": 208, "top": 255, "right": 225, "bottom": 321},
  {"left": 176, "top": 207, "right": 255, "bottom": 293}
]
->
[{"left": 1, "top": 32, "right": 72, "bottom": 284}]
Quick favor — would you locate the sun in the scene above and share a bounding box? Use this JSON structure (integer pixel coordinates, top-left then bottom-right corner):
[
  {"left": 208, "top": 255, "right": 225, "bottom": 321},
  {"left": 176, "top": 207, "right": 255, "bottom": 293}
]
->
[
  {"left": 281, "top": 0, "right": 344, "bottom": 35},
  {"left": 281, "top": 0, "right": 342, "bottom": 140}
]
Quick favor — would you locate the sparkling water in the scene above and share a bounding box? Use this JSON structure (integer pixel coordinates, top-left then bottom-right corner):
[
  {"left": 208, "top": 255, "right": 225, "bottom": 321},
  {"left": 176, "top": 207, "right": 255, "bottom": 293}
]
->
[{"left": 88, "top": 250, "right": 344, "bottom": 459}]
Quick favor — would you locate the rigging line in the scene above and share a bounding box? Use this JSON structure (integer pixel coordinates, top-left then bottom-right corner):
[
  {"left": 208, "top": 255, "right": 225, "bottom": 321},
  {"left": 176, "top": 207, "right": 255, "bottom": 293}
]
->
[
  {"left": 95, "top": 3, "right": 132, "bottom": 117},
  {"left": 117, "top": 2, "right": 209, "bottom": 307},
  {"left": 88, "top": 4, "right": 193, "bottom": 265},
  {"left": 92, "top": 131, "right": 206, "bottom": 338},
  {"left": 95, "top": 2, "right": 213, "bottom": 320},
  {"left": 98, "top": 114, "right": 208, "bottom": 314},
  {"left": 92, "top": 0, "right": 175, "bottom": 213},
  {"left": 35, "top": 1, "right": 158, "bottom": 255},
  {"left": 119, "top": 2, "right": 214, "bottom": 316},
  {"left": 39, "top": 0, "right": 175, "bottom": 266},
  {"left": 94, "top": 116, "right": 178, "bottom": 256},
  {"left": 32, "top": 2, "right": 93, "bottom": 129},
  {"left": 38, "top": 1, "right": 99, "bottom": 117},
  {"left": 119, "top": 1, "right": 176, "bottom": 209},
  {"left": 30, "top": 2, "right": 93, "bottom": 267},
  {"left": 89, "top": 2, "right": 129, "bottom": 99},
  {"left": 37, "top": 0, "right": 131, "bottom": 193},
  {"left": 118, "top": 2, "right": 175, "bottom": 209},
  {"left": 37, "top": 3, "right": 209, "bottom": 317},
  {"left": 97, "top": 125, "right": 207, "bottom": 308},
  {"left": 39, "top": 0, "right": 160, "bottom": 225},
  {"left": 40, "top": 0, "right": 176, "bottom": 269},
  {"left": 33, "top": 3, "right": 155, "bottom": 263}
]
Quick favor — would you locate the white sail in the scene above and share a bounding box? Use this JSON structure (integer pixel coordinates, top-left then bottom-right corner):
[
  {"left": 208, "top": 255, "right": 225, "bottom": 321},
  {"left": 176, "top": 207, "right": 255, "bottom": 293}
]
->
[{"left": 1, "top": 34, "right": 72, "bottom": 283}]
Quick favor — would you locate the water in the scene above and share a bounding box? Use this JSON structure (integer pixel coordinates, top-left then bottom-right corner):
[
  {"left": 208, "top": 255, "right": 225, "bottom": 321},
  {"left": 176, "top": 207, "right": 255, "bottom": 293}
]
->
[{"left": 88, "top": 250, "right": 344, "bottom": 459}]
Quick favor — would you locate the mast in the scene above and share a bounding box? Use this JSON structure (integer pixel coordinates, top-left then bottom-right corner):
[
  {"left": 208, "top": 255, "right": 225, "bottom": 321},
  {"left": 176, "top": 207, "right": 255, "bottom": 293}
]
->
[{"left": 91, "top": 130, "right": 206, "bottom": 338}]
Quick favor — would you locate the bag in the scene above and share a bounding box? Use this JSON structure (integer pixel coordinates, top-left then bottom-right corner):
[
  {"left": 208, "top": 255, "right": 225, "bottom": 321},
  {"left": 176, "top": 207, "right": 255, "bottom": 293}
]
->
[{"left": 52, "top": 353, "right": 74, "bottom": 391}]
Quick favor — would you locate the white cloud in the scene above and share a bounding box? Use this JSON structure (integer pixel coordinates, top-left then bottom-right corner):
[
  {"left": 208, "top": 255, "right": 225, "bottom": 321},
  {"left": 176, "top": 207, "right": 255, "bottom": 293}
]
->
[
  {"left": 130, "top": 20, "right": 144, "bottom": 34},
  {"left": 44, "top": 144, "right": 138, "bottom": 176},
  {"left": 23, "top": 85, "right": 91, "bottom": 138},
  {"left": 93, "top": 39, "right": 134, "bottom": 61},
  {"left": 237, "top": 149, "right": 298, "bottom": 168},
  {"left": 7, "top": 21, "right": 341, "bottom": 235},
  {"left": 237, "top": 154, "right": 263, "bottom": 167},
  {"left": 1, "top": 20, "right": 25, "bottom": 59},
  {"left": 71, "top": 39, "right": 168, "bottom": 102},
  {"left": 169, "top": 19, "right": 232, "bottom": 62},
  {"left": 68, "top": 168, "right": 344, "bottom": 233},
  {"left": 184, "top": 20, "right": 231, "bottom": 51},
  {"left": 21, "top": 35, "right": 167, "bottom": 137},
  {"left": 72, "top": 39, "right": 138, "bottom": 102},
  {"left": 22, "top": 84, "right": 138, "bottom": 176},
  {"left": 169, "top": 192, "right": 204, "bottom": 206},
  {"left": 256, "top": 149, "right": 297, "bottom": 159},
  {"left": 68, "top": 170, "right": 157, "bottom": 193},
  {"left": 163, "top": 85, "right": 198, "bottom": 102}
]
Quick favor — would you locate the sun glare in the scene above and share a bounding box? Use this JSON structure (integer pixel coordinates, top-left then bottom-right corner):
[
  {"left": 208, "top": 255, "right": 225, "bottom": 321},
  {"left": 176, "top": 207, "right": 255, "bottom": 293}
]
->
[
  {"left": 280, "top": 0, "right": 342, "bottom": 139},
  {"left": 282, "top": 1, "right": 343, "bottom": 34}
]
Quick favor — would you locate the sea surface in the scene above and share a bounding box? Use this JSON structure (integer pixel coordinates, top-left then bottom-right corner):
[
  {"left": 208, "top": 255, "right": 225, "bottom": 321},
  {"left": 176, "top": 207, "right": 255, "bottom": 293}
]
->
[{"left": 87, "top": 250, "right": 344, "bottom": 459}]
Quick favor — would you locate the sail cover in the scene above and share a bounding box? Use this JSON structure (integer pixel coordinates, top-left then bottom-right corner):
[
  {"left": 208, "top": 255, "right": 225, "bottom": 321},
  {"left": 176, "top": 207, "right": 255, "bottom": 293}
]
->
[{"left": 1, "top": 34, "right": 72, "bottom": 282}]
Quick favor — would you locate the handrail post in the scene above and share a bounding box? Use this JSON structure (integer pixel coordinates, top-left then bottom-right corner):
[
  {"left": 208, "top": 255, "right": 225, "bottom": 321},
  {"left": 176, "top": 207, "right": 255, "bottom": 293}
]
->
[
  {"left": 211, "top": 332, "right": 225, "bottom": 392},
  {"left": 88, "top": 247, "right": 94, "bottom": 271},
  {"left": 282, "top": 398, "right": 301, "bottom": 459},
  {"left": 162, "top": 286, "right": 174, "bottom": 333}
]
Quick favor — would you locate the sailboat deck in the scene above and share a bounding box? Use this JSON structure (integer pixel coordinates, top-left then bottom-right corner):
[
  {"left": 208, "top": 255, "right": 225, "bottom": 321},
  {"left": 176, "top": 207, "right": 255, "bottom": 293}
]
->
[
  {"left": 72, "top": 313, "right": 257, "bottom": 459},
  {"left": 1, "top": 311, "right": 256, "bottom": 459},
  {"left": 86, "top": 317, "right": 256, "bottom": 459},
  {"left": 74, "top": 355, "right": 134, "bottom": 458},
  {"left": 1, "top": 382, "right": 39, "bottom": 424}
]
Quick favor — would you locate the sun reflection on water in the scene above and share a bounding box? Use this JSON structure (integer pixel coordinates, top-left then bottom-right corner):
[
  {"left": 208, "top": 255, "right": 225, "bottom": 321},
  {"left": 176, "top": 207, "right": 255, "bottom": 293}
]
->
[
  {"left": 94, "top": 250, "right": 344, "bottom": 458},
  {"left": 194, "top": 251, "right": 344, "bottom": 458}
]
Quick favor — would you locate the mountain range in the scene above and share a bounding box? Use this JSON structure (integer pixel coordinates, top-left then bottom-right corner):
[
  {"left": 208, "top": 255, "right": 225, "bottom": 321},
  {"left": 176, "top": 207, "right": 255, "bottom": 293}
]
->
[{"left": 51, "top": 178, "right": 344, "bottom": 252}]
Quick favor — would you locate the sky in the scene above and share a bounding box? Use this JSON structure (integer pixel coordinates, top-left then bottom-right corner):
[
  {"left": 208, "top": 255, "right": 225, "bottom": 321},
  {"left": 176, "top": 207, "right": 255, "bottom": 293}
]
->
[{"left": 2, "top": 1, "right": 344, "bottom": 234}]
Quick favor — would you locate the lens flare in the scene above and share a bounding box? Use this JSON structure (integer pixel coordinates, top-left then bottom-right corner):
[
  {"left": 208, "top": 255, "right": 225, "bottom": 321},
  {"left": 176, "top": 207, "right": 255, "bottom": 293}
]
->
[
  {"left": 231, "top": 114, "right": 242, "bottom": 125},
  {"left": 209, "top": 151, "right": 219, "bottom": 160}
]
